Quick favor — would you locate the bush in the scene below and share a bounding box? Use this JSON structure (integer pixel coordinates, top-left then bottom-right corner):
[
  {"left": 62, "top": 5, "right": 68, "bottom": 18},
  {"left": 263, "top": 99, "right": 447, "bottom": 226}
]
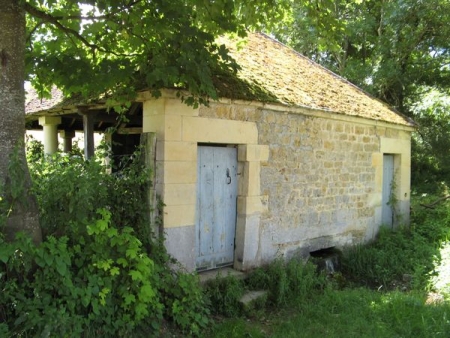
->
[
  {"left": 0, "top": 144, "right": 209, "bottom": 336},
  {"left": 29, "top": 150, "right": 152, "bottom": 250},
  {"left": 0, "top": 210, "right": 163, "bottom": 337},
  {"left": 340, "top": 202, "right": 450, "bottom": 290}
]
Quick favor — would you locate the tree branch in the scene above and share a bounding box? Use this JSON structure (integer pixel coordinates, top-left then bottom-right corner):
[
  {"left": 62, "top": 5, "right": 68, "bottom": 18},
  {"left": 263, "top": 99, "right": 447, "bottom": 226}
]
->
[
  {"left": 24, "top": 3, "right": 96, "bottom": 50},
  {"left": 24, "top": 3, "right": 141, "bottom": 58},
  {"left": 26, "top": 0, "right": 142, "bottom": 21},
  {"left": 420, "top": 195, "right": 450, "bottom": 209}
]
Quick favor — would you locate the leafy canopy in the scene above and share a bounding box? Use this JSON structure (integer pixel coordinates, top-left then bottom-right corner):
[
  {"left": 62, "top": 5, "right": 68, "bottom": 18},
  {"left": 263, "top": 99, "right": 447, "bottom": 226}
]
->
[
  {"left": 274, "top": 0, "right": 450, "bottom": 114},
  {"left": 24, "top": 0, "right": 289, "bottom": 106}
]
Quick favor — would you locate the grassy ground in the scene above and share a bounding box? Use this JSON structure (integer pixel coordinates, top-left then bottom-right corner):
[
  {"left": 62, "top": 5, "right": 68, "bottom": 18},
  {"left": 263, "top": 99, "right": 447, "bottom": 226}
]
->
[
  {"left": 211, "top": 289, "right": 450, "bottom": 337},
  {"left": 204, "top": 196, "right": 450, "bottom": 338}
]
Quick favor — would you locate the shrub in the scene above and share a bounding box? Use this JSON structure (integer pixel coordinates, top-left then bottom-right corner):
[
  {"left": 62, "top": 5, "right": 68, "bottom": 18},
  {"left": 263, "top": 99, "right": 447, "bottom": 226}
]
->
[
  {"left": 0, "top": 210, "right": 163, "bottom": 337},
  {"left": 340, "top": 202, "right": 450, "bottom": 290},
  {"left": 0, "top": 144, "right": 209, "bottom": 336},
  {"left": 204, "top": 274, "right": 245, "bottom": 317},
  {"left": 29, "top": 150, "right": 152, "bottom": 249}
]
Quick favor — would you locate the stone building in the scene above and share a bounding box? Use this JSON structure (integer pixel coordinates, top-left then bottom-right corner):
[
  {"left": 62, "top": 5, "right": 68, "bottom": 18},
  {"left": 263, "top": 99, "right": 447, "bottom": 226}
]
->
[{"left": 26, "top": 33, "right": 415, "bottom": 272}]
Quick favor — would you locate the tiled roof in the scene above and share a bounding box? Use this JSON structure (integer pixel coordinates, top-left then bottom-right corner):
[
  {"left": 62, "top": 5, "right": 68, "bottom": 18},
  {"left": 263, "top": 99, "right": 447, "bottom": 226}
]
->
[
  {"left": 217, "top": 32, "right": 414, "bottom": 127},
  {"left": 26, "top": 32, "right": 414, "bottom": 127},
  {"left": 25, "top": 86, "right": 65, "bottom": 114},
  {"left": 25, "top": 86, "right": 84, "bottom": 115}
]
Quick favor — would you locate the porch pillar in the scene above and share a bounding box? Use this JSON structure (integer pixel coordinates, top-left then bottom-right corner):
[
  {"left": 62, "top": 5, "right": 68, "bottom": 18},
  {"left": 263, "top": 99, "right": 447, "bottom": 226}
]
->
[
  {"left": 59, "top": 130, "right": 75, "bottom": 153},
  {"left": 79, "top": 108, "right": 95, "bottom": 160},
  {"left": 38, "top": 116, "right": 61, "bottom": 155}
]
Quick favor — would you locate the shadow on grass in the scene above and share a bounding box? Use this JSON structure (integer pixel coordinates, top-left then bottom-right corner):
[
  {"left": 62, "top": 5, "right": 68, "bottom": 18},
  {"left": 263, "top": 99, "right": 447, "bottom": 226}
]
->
[
  {"left": 209, "top": 288, "right": 450, "bottom": 338},
  {"left": 207, "top": 196, "right": 450, "bottom": 338}
]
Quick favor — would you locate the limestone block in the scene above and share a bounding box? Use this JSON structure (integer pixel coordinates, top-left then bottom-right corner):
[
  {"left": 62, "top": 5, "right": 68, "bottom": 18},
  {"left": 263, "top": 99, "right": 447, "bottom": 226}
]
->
[
  {"left": 334, "top": 123, "right": 344, "bottom": 133},
  {"left": 238, "top": 162, "right": 261, "bottom": 196},
  {"left": 160, "top": 161, "right": 197, "bottom": 184},
  {"left": 237, "top": 195, "right": 265, "bottom": 215},
  {"left": 399, "top": 166, "right": 411, "bottom": 200},
  {"left": 165, "top": 98, "right": 199, "bottom": 116},
  {"left": 156, "top": 141, "right": 196, "bottom": 162},
  {"left": 182, "top": 116, "right": 258, "bottom": 144},
  {"left": 380, "top": 137, "right": 410, "bottom": 154},
  {"left": 238, "top": 144, "right": 270, "bottom": 162},
  {"left": 164, "top": 115, "right": 182, "bottom": 141},
  {"left": 214, "top": 105, "right": 233, "bottom": 119},
  {"left": 234, "top": 214, "right": 261, "bottom": 270},
  {"left": 163, "top": 204, "right": 196, "bottom": 228},
  {"left": 143, "top": 98, "right": 165, "bottom": 116},
  {"left": 156, "top": 183, "right": 196, "bottom": 206},
  {"left": 355, "top": 126, "right": 365, "bottom": 134},
  {"left": 143, "top": 115, "right": 164, "bottom": 134},
  {"left": 59, "top": 130, "right": 75, "bottom": 138},
  {"left": 372, "top": 153, "right": 383, "bottom": 167}
]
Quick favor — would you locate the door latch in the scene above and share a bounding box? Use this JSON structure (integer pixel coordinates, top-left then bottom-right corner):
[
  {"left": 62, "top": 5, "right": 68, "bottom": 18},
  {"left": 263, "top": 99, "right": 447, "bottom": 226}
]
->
[{"left": 226, "top": 168, "right": 231, "bottom": 184}]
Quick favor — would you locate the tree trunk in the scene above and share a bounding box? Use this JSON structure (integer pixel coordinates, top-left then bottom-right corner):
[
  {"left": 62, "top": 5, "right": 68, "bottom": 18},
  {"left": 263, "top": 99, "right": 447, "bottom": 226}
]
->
[{"left": 0, "top": 0, "right": 42, "bottom": 244}]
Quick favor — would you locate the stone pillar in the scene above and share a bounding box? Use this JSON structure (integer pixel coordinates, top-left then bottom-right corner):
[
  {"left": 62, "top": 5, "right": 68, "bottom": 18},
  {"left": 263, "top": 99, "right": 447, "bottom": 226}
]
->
[
  {"left": 142, "top": 95, "right": 199, "bottom": 272},
  {"left": 59, "top": 130, "right": 75, "bottom": 153},
  {"left": 235, "top": 144, "right": 269, "bottom": 271},
  {"left": 39, "top": 116, "right": 61, "bottom": 155},
  {"left": 78, "top": 109, "right": 95, "bottom": 160}
]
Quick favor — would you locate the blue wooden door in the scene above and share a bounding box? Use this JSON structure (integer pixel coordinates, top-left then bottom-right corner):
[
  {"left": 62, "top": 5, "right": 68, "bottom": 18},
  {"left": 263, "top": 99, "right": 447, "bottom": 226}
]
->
[
  {"left": 196, "top": 146, "right": 237, "bottom": 270},
  {"left": 382, "top": 154, "right": 394, "bottom": 227}
]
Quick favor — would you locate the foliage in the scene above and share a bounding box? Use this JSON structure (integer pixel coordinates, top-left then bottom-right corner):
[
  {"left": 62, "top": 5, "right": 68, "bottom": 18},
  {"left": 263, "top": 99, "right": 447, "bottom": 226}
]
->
[
  {"left": 387, "top": 169, "right": 400, "bottom": 225},
  {"left": 205, "top": 274, "right": 245, "bottom": 317},
  {"left": 273, "top": 1, "right": 450, "bottom": 189},
  {"left": 23, "top": 0, "right": 289, "bottom": 108},
  {"left": 409, "top": 89, "right": 450, "bottom": 192},
  {"left": 247, "top": 258, "right": 326, "bottom": 306},
  {"left": 340, "top": 200, "right": 450, "bottom": 290},
  {"left": 274, "top": 0, "right": 450, "bottom": 114},
  {"left": 266, "top": 288, "right": 450, "bottom": 338},
  {"left": 0, "top": 210, "right": 162, "bottom": 337},
  {"left": 161, "top": 272, "right": 210, "bottom": 335},
  {"left": 29, "top": 147, "right": 152, "bottom": 249},
  {"left": 25, "top": 135, "right": 44, "bottom": 163},
  {"left": 0, "top": 143, "right": 210, "bottom": 336}
]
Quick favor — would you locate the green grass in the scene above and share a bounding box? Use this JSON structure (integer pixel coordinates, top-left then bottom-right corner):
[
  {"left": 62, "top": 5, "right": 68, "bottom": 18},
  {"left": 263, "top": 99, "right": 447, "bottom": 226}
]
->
[
  {"left": 209, "top": 288, "right": 450, "bottom": 338},
  {"left": 205, "top": 196, "right": 450, "bottom": 338}
]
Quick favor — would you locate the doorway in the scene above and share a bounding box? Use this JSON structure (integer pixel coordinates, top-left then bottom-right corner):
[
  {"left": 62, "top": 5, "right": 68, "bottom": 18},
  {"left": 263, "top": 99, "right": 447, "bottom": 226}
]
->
[{"left": 196, "top": 145, "right": 238, "bottom": 270}]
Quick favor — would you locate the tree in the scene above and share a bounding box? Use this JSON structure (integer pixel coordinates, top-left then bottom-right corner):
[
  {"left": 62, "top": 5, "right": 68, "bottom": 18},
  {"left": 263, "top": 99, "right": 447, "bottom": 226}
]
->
[
  {"left": 1, "top": 0, "right": 288, "bottom": 242},
  {"left": 272, "top": 0, "right": 450, "bottom": 191},
  {"left": 1, "top": 0, "right": 41, "bottom": 243},
  {"left": 274, "top": 0, "right": 450, "bottom": 115}
]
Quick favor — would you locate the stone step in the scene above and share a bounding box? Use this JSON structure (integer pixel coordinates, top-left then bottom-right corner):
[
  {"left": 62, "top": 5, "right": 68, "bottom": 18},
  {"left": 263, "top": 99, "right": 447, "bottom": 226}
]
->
[
  {"left": 239, "top": 290, "right": 268, "bottom": 313},
  {"left": 198, "top": 267, "right": 247, "bottom": 285}
]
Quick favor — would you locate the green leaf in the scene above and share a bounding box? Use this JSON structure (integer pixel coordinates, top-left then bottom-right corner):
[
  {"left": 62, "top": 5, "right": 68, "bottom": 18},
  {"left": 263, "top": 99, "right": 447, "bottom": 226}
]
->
[
  {"left": 129, "top": 270, "right": 143, "bottom": 281},
  {"left": 0, "top": 245, "right": 14, "bottom": 263},
  {"left": 55, "top": 257, "right": 67, "bottom": 276},
  {"left": 116, "top": 257, "right": 128, "bottom": 267},
  {"left": 110, "top": 266, "right": 120, "bottom": 276},
  {"left": 123, "top": 294, "right": 136, "bottom": 306},
  {"left": 138, "top": 284, "right": 155, "bottom": 302}
]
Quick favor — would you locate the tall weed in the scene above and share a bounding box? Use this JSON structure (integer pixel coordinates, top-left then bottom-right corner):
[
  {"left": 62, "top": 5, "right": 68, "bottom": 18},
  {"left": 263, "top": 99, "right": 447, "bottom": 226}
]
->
[
  {"left": 341, "top": 201, "right": 450, "bottom": 290},
  {"left": 247, "top": 259, "right": 326, "bottom": 306}
]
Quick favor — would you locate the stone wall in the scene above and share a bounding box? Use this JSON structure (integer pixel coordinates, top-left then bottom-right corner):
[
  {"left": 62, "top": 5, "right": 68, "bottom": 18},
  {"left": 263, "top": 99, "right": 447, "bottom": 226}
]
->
[
  {"left": 199, "top": 100, "right": 412, "bottom": 265},
  {"left": 142, "top": 91, "right": 411, "bottom": 271}
]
